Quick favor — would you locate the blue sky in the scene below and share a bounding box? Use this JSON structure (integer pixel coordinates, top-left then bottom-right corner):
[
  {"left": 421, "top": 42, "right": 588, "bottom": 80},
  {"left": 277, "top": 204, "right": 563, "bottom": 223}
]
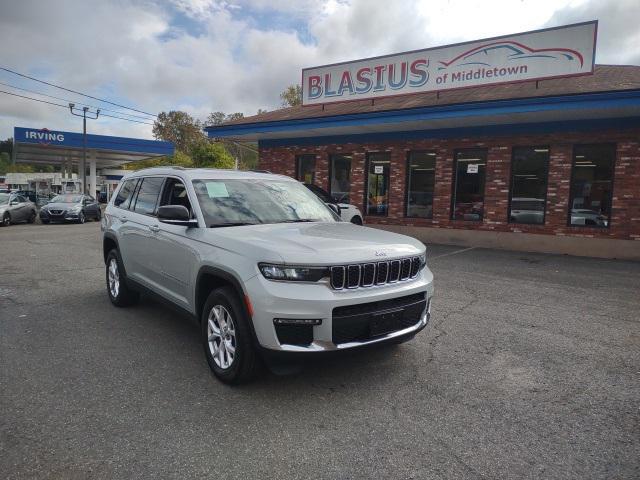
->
[{"left": 0, "top": 0, "right": 638, "bottom": 140}]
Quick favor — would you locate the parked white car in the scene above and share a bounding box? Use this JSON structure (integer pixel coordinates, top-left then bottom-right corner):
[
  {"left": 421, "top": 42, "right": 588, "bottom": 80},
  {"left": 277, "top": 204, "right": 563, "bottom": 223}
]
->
[
  {"left": 304, "top": 183, "right": 363, "bottom": 224},
  {"left": 102, "top": 168, "right": 433, "bottom": 384}
]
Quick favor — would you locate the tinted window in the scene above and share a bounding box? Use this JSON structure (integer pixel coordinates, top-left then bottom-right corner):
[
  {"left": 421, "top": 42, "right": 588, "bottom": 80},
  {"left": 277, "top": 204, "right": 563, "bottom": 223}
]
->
[
  {"left": 329, "top": 154, "right": 351, "bottom": 203},
  {"left": 16, "top": 195, "right": 27, "bottom": 202},
  {"left": 407, "top": 151, "right": 435, "bottom": 218},
  {"left": 509, "top": 147, "right": 549, "bottom": 225},
  {"left": 569, "top": 144, "right": 615, "bottom": 228},
  {"left": 366, "top": 152, "right": 390, "bottom": 216},
  {"left": 452, "top": 149, "right": 487, "bottom": 221},
  {"left": 296, "top": 155, "right": 316, "bottom": 184},
  {"left": 114, "top": 179, "right": 137, "bottom": 209},
  {"left": 133, "top": 177, "right": 164, "bottom": 215}
]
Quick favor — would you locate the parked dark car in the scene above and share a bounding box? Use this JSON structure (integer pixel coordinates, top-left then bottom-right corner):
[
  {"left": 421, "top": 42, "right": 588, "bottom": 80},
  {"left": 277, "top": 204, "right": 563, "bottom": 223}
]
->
[{"left": 39, "top": 194, "right": 101, "bottom": 224}]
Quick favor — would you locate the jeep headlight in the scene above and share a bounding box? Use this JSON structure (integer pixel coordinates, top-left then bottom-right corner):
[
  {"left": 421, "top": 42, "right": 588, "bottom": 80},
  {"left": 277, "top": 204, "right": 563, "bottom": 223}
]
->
[{"left": 259, "top": 264, "right": 329, "bottom": 282}]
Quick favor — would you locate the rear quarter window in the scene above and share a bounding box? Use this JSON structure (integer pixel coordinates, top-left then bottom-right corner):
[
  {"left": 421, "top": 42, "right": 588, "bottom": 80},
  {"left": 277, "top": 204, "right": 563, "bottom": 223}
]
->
[{"left": 114, "top": 179, "right": 137, "bottom": 209}]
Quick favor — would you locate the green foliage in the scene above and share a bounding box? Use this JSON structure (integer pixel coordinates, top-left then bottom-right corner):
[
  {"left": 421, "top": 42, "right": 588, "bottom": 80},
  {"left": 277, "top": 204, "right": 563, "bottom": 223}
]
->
[
  {"left": 280, "top": 84, "right": 302, "bottom": 107},
  {"left": 205, "top": 111, "right": 245, "bottom": 127},
  {"left": 5, "top": 163, "right": 34, "bottom": 173},
  {"left": 152, "top": 111, "right": 206, "bottom": 153},
  {"left": 0, "top": 152, "right": 10, "bottom": 175},
  {"left": 191, "top": 142, "right": 235, "bottom": 169}
]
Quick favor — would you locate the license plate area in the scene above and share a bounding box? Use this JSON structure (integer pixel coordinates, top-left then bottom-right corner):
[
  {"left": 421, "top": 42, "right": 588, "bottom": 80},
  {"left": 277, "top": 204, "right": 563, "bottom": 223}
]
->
[{"left": 370, "top": 307, "right": 404, "bottom": 337}]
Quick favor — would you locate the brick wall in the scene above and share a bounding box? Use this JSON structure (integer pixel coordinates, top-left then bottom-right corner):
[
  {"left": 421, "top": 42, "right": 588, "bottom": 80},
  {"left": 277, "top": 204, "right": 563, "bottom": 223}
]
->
[{"left": 259, "top": 128, "right": 640, "bottom": 240}]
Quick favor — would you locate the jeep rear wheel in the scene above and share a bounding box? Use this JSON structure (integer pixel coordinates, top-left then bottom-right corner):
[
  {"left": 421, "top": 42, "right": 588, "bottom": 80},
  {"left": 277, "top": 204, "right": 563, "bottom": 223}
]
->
[{"left": 202, "top": 287, "right": 259, "bottom": 384}]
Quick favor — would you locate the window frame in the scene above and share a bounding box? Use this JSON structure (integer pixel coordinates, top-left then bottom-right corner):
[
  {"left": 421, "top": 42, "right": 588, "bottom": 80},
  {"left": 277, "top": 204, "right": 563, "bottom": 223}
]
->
[
  {"left": 450, "top": 148, "right": 488, "bottom": 222},
  {"left": 328, "top": 153, "right": 353, "bottom": 204},
  {"left": 131, "top": 176, "right": 166, "bottom": 217},
  {"left": 405, "top": 150, "right": 437, "bottom": 219},
  {"left": 295, "top": 154, "right": 316, "bottom": 184},
  {"left": 507, "top": 145, "right": 550, "bottom": 226},
  {"left": 566, "top": 143, "right": 616, "bottom": 229}
]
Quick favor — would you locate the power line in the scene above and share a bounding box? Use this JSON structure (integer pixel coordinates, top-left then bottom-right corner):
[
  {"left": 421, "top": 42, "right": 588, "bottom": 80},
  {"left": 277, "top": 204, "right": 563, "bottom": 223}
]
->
[
  {"left": 0, "top": 89, "right": 155, "bottom": 126},
  {"left": 0, "top": 66, "right": 157, "bottom": 117},
  {"left": 0, "top": 80, "right": 156, "bottom": 121}
]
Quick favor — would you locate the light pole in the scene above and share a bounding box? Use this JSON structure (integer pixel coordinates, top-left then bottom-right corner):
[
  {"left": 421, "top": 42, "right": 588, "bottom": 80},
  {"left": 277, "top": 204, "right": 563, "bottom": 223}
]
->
[{"left": 69, "top": 103, "right": 99, "bottom": 194}]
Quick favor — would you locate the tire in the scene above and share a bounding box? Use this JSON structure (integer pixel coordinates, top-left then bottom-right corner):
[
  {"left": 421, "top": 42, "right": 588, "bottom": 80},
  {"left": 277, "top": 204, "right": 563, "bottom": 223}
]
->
[
  {"left": 77, "top": 211, "right": 86, "bottom": 224},
  {"left": 106, "top": 249, "right": 140, "bottom": 307},
  {"left": 1, "top": 213, "right": 10, "bottom": 227},
  {"left": 350, "top": 216, "right": 363, "bottom": 225},
  {"left": 95, "top": 209, "right": 101, "bottom": 221},
  {"left": 28, "top": 210, "right": 36, "bottom": 223},
  {"left": 202, "top": 287, "right": 259, "bottom": 384}
]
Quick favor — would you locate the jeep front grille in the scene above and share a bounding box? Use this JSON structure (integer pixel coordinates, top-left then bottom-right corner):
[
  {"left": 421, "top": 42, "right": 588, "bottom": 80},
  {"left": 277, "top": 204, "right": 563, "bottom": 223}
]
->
[{"left": 330, "top": 256, "right": 422, "bottom": 290}]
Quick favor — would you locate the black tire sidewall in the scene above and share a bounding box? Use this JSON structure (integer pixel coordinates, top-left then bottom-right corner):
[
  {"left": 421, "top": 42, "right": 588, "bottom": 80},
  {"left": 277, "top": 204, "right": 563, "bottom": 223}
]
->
[
  {"left": 201, "top": 287, "right": 255, "bottom": 384},
  {"left": 78, "top": 212, "right": 85, "bottom": 224},
  {"left": 2, "top": 213, "right": 10, "bottom": 226}
]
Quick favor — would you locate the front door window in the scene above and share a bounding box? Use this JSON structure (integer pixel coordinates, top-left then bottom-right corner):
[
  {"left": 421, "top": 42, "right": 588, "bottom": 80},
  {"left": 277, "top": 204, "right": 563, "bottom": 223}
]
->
[{"left": 366, "top": 152, "right": 390, "bottom": 216}]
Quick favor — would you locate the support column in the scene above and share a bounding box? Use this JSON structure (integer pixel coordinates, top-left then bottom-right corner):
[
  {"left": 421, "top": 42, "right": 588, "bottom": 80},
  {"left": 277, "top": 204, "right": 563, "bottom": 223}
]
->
[{"left": 89, "top": 152, "right": 97, "bottom": 199}]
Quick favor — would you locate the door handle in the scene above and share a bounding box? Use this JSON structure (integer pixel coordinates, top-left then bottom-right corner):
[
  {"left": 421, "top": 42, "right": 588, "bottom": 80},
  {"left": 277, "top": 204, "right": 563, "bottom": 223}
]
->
[{"left": 149, "top": 225, "right": 160, "bottom": 233}]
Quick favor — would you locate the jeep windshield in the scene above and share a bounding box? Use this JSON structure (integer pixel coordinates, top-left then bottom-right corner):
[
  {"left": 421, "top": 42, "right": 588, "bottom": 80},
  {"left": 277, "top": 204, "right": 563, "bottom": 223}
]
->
[{"left": 192, "top": 179, "right": 337, "bottom": 227}]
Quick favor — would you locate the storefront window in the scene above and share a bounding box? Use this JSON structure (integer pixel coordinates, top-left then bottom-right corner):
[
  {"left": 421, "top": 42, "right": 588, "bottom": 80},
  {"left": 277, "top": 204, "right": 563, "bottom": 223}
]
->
[
  {"left": 366, "top": 152, "right": 390, "bottom": 216},
  {"left": 296, "top": 155, "right": 316, "bottom": 184},
  {"left": 329, "top": 154, "right": 351, "bottom": 203},
  {"left": 451, "top": 149, "right": 486, "bottom": 221},
  {"left": 509, "top": 147, "right": 549, "bottom": 225},
  {"left": 568, "top": 144, "right": 615, "bottom": 228},
  {"left": 406, "top": 151, "right": 435, "bottom": 218}
]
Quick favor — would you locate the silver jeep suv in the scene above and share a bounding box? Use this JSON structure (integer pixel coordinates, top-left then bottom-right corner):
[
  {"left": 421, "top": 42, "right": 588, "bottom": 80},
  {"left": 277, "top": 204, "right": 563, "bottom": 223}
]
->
[{"left": 102, "top": 167, "right": 434, "bottom": 383}]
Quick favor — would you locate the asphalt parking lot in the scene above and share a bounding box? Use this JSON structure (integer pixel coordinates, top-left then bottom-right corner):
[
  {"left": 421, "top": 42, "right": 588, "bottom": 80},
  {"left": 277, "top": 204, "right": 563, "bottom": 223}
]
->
[{"left": 1, "top": 221, "right": 639, "bottom": 479}]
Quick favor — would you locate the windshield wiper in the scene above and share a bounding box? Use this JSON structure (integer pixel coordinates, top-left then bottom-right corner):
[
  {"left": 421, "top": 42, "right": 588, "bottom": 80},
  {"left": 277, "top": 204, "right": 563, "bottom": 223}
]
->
[{"left": 209, "top": 222, "right": 258, "bottom": 228}]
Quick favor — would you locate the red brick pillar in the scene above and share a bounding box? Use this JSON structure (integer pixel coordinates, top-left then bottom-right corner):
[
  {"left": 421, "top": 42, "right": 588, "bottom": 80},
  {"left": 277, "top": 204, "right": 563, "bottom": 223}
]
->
[
  {"left": 351, "top": 151, "right": 366, "bottom": 212},
  {"left": 388, "top": 147, "right": 406, "bottom": 220},
  {"left": 484, "top": 145, "right": 511, "bottom": 227},
  {"left": 432, "top": 146, "right": 453, "bottom": 225},
  {"left": 316, "top": 151, "right": 329, "bottom": 191},
  {"left": 612, "top": 141, "right": 640, "bottom": 240},
  {"left": 545, "top": 144, "right": 573, "bottom": 233}
]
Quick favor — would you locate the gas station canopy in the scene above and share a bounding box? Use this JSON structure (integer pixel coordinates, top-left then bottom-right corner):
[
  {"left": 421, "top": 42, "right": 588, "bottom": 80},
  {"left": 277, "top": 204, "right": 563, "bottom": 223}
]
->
[{"left": 13, "top": 126, "right": 174, "bottom": 168}]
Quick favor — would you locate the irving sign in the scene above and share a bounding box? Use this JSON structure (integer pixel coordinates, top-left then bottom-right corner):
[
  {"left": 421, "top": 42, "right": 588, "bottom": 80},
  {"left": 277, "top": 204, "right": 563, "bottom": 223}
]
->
[{"left": 302, "top": 21, "right": 597, "bottom": 106}]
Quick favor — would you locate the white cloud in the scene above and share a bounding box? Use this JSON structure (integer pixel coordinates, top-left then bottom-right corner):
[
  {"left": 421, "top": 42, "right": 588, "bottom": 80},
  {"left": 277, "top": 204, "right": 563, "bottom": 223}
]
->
[{"left": 0, "top": 0, "right": 637, "bottom": 141}]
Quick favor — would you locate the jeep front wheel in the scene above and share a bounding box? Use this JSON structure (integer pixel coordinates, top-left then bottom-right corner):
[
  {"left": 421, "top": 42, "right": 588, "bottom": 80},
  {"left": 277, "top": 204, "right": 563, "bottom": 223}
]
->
[
  {"left": 202, "top": 287, "right": 259, "bottom": 384},
  {"left": 105, "top": 249, "right": 140, "bottom": 307}
]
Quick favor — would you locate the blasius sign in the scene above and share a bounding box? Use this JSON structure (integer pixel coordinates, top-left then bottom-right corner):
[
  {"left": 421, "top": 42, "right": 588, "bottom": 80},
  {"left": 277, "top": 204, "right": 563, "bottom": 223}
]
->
[{"left": 302, "top": 21, "right": 597, "bottom": 106}]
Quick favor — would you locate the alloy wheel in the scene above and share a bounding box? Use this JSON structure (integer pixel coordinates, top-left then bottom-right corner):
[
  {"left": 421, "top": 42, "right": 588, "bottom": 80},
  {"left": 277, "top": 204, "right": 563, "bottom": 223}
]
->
[
  {"left": 207, "top": 305, "right": 236, "bottom": 369},
  {"left": 108, "top": 258, "right": 120, "bottom": 298}
]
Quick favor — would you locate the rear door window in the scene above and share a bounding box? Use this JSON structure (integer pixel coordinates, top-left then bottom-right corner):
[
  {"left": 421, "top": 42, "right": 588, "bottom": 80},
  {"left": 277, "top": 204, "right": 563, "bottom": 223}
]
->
[{"left": 132, "top": 177, "right": 164, "bottom": 216}]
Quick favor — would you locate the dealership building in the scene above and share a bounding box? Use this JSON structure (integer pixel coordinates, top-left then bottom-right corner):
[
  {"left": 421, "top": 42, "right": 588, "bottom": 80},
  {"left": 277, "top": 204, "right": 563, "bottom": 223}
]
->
[{"left": 207, "top": 22, "right": 640, "bottom": 259}]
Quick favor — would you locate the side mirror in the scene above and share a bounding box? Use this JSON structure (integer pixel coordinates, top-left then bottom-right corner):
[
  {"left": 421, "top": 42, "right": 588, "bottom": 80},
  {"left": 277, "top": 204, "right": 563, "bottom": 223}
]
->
[
  {"left": 10, "top": 200, "right": 19, "bottom": 206},
  {"left": 158, "top": 205, "right": 198, "bottom": 227}
]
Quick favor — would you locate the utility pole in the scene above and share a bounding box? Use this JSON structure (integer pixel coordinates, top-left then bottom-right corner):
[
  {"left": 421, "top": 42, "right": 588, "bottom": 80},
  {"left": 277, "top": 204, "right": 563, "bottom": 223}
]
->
[{"left": 69, "top": 104, "right": 99, "bottom": 194}]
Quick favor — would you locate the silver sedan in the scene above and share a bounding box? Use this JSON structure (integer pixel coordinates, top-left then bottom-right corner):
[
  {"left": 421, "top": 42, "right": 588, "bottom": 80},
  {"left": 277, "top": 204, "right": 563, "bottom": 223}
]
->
[{"left": 0, "top": 192, "right": 37, "bottom": 226}]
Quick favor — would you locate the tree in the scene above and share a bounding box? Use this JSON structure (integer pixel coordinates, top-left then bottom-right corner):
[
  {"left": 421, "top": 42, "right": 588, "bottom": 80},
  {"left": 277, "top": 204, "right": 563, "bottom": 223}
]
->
[
  {"left": 204, "top": 111, "right": 245, "bottom": 127},
  {"left": 256, "top": 108, "right": 269, "bottom": 115},
  {"left": 0, "top": 152, "right": 11, "bottom": 175},
  {"left": 152, "top": 111, "right": 205, "bottom": 153},
  {"left": 123, "top": 150, "right": 194, "bottom": 171},
  {"left": 280, "top": 84, "right": 302, "bottom": 107},
  {"left": 191, "top": 142, "right": 235, "bottom": 169}
]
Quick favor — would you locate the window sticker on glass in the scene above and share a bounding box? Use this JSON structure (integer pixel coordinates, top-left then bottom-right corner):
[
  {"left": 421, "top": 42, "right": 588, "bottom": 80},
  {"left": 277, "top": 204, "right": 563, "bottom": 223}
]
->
[
  {"left": 205, "top": 182, "right": 230, "bottom": 198},
  {"left": 467, "top": 164, "right": 479, "bottom": 174},
  {"left": 374, "top": 165, "right": 384, "bottom": 174}
]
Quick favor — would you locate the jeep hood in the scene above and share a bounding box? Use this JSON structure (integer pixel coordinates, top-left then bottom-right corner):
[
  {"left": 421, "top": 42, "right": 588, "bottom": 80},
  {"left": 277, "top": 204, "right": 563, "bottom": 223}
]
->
[{"left": 205, "top": 222, "right": 424, "bottom": 265}]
